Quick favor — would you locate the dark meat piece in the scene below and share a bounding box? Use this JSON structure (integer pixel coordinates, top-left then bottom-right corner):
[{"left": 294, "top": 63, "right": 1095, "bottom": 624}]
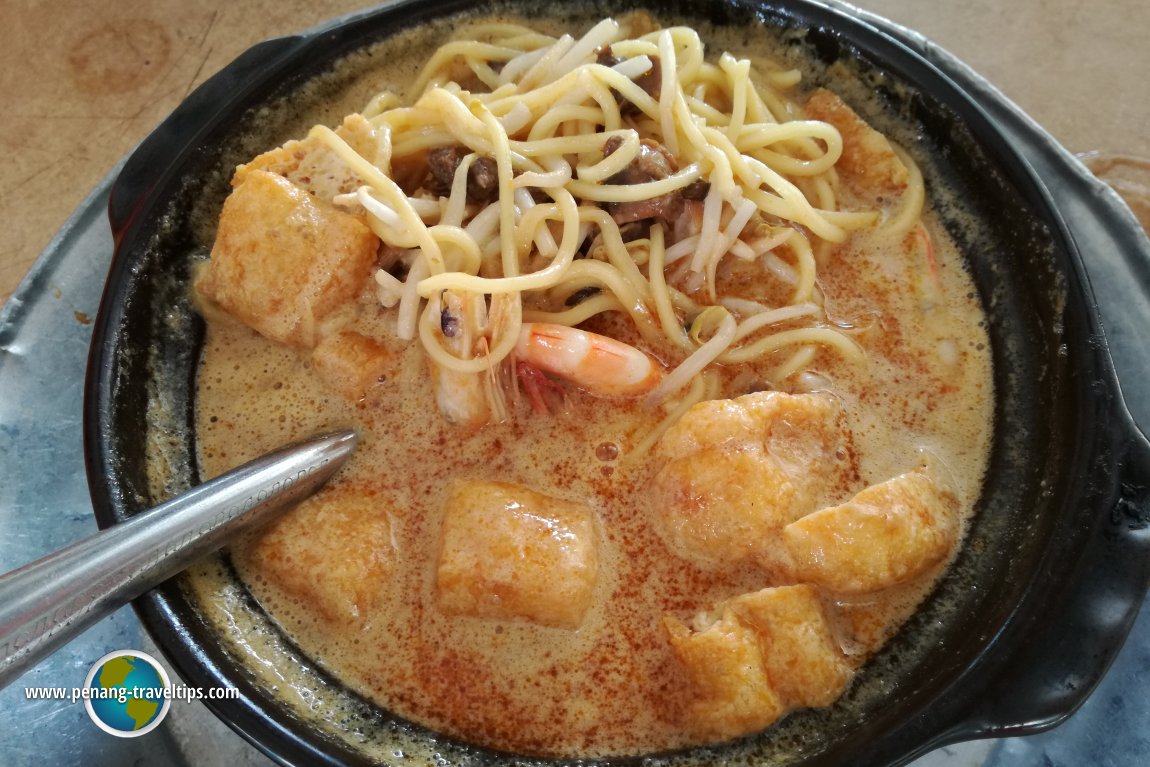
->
[
  {"left": 617, "top": 221, "right": 650, "bottom": 242},
  {"left": 604, "top": 135, "right": 677, "bottom": 184},
  {"left": 596, "top": 49, "right": 622, "bottom": 69},
  {"left": 467, "top": 156, "right": 499, "bottom": 203},
  {"left": 681, "top": 180, "right": 711, "bottom": 201},
  {"left": 633, "top": 57, "right": 662, "bottom": 107},
  {"left": 426, "top": 146, "right": 500, "bottom": 204},
  {"left": 602, "top": 135, "right": 684, "bottom": 226},
  {"left": 427, "top": 146, "right": 463, "bottom": 194},
  {"left": 606, "top": 190, "right": 681, "bottom": 226}
]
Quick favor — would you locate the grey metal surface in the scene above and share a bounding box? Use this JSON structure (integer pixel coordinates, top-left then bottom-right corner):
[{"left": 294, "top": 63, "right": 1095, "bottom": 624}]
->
[
  {"left": 0, "top": 176, "right": 184, "bottom": 765},
  {"left": 0, "top": 4, "right": 1148, "bottom": 767}
]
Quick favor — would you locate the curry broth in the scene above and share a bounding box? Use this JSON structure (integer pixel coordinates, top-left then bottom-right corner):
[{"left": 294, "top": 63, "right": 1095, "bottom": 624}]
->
[{"left": 190, "top": 10, "right": 993, "bottom": 759}]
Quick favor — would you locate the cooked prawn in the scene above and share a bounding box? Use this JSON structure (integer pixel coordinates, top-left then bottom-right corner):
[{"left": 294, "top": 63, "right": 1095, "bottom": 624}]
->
[
  {"left": 517, "top": 363, "right": 568, "bottom": 415},
  {"left": 427, "top": 290, "right": 491, "bottom": 429},
  {"left": 514, "top": 323, "right": 664, "bottom": 397},
  {"left": 909, "top": 222, "right": 942, "bottom": 307}
]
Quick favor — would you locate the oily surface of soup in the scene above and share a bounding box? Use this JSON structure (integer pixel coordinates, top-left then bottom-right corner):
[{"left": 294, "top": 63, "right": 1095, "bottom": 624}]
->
[{"left": 190, "top": 9, "right": 992, "bottom": 759}]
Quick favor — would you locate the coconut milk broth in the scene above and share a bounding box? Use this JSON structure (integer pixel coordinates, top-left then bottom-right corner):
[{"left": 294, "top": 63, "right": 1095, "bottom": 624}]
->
[{"left": 188, "top": 8, "right": 993, "bottom": 759}]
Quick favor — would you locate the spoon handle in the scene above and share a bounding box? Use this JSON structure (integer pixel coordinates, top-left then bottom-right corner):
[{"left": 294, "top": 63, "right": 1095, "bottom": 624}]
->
[{"left": 0, "top": 429, "right": 357, "bottom": 689}]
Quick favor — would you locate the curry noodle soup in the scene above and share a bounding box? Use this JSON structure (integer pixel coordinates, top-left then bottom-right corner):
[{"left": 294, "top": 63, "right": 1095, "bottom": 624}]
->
[{"left": 190, "top": 9, "right": 992, "bottom": 758}]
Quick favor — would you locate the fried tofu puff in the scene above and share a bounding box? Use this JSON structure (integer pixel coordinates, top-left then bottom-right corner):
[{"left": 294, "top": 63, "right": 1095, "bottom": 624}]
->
[
  {"left": 238, "top": 489, "right": 396, "bottom": 624},
  {"left": 664, "top": 584, "right": 849, "bottom": 740},
  {"left": 663, "top": 610, "right": 784, "bottom": 742},
  {"left": 435, "top": 480, "right": 599, "bottom": 629},
  {"left": 803, "top": 88, "right": 909, "bottom": 198},
  {"left": 784, "top": 468, "right": 959, "bottom": 595},
  {"left": 310, "top": 330, "right": 401, "bottom": 402},
  {"left": 650, "top": 391, "right": 855, "bottom": 572},
  {"left": 195, "top": 169, "right": 379, "bottom": 349},
  {"left": 233, "top": 113, "right": 385, "bottom": 200}
]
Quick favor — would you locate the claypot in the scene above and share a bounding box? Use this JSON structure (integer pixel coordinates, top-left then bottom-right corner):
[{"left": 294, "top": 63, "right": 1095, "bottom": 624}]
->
[{"left": 84, "top": 1, "right": 1150, "bottom": 764}]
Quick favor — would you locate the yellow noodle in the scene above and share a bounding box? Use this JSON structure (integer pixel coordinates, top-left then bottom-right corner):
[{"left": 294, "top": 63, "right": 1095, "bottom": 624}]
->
[
  {"left": 581, "top": 69, "right": 625, "bottom": 132},
  {"left": 720, "top": 54, "right": 751, "bottom": 141},
  {"left": 468, "top": 59, "right": 503, "bottom": 91},
  {"left": 785, "top": 229, "right": 818, "bottom": 304},
  {"left": 293, "top": 18, "right": 925, "bottom": 419},
  {"left": 578, "top": 206, "right": 654, "bottom": 301},
  {"left": 522, "top": 293, "right": 625, "bottom": 325},
  {"left": 646, "top": 309, "right": 737, "bottom": 404},
  {"left": 526, "top": 104, "right": 604, "bottom": 141},
  {"left": 642, "top": 26, "right": 705, "bottom": 81},
  {"left": 768, "top": 344, "right": 818, "bottom": 382},
  {"left": 409, "top": 41, "right": 525, "bottom": 96},
  {"left": 417, "top": 188, "right": 580, "bottom": 295},
  {"left": 629, "top": 372, "right": 711, "bottom": 458},
  {"left": 515, "top": 130, "right": 632, "bottom": 159},
  {"left": 647, "top": 223, "right": 694, "bottom": 350},
  {"left": 514, "top": 200, "right": 561, "bottom": 256},
  {"left": 719, "top": 326, "right": 864, "bottom": 365},
  {"left": 566, "top": 165, "right": 702, "bottom": 201},
  {"left": 737, "top": 120, "right": 843, "bottom": 170},
  {"left": 573, "top": 130, "right": 641, "bottom": 182},
  {"left": 427, "top": 225, "right": 483, "bottom": 275},
  {"left": 878, "top": 144, "right": 926, "bottom": 237},
  {"left": 475, "top": 102, "right": 519, "bottom": 278}
]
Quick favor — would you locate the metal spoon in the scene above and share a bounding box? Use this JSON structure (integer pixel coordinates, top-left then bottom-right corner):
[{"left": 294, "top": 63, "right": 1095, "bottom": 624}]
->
[{"left": 0, "top": 429, "right": 358, "bottom": 689}]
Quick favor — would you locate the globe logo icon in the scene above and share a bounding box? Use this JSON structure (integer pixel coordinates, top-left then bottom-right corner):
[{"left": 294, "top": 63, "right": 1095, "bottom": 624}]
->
[{"left": 83, "top": 650, "right": 171, "bottom": 737}]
